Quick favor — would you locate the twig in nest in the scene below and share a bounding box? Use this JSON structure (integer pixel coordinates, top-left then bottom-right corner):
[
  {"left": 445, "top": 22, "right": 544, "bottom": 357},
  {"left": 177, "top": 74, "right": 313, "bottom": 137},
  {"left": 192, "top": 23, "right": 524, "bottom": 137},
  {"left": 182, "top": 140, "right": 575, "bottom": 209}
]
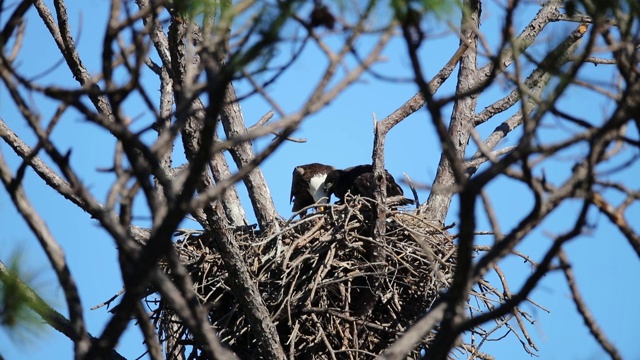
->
[{"left": 403, "top": 172, "right": 420, "bottom": 208}]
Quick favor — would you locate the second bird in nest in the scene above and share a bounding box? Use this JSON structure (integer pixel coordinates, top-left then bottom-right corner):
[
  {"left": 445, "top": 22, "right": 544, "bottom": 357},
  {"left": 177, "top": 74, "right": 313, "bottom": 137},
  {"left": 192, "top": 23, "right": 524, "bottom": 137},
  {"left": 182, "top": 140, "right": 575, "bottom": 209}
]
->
[
  {"left": 324, "top": 165, "right": 413, "bottom": 206},
  {"left": 290, "top": 163, "right": 413, "bottom": 217}
]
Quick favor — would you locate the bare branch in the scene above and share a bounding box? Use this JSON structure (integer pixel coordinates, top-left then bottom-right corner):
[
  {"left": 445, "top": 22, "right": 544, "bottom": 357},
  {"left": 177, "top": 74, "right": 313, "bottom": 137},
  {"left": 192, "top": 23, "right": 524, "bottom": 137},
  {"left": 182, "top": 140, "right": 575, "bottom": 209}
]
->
[
  {"left": 557, "top": 250, "right": 623, "bottom": 360},
  {"left": 0, "top": 152, "right": 91, "bottom": 357},
  {"left": 220, "top": 81, "right": 279, "bottom": 231}
]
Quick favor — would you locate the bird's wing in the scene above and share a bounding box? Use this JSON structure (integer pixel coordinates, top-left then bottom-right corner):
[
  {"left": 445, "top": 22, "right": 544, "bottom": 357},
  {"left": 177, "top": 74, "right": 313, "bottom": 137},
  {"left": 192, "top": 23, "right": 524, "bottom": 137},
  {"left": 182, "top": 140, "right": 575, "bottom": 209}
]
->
[
  {"left": 290, "top": 167, "right": 303, "bottom": 203},
  {"left": 384, "top": 170, "right": 405, "bottom": 196},
  {"left": 352, "top": 172, "right": 374, "bottom": 197}
]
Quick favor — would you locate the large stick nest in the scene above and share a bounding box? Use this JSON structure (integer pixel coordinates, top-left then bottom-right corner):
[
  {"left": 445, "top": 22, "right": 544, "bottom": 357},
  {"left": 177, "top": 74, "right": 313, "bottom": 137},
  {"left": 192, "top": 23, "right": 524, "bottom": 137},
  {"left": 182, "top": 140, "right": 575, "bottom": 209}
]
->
[{"left": 153, "top": 197, "right": 537, "bottom": 359}]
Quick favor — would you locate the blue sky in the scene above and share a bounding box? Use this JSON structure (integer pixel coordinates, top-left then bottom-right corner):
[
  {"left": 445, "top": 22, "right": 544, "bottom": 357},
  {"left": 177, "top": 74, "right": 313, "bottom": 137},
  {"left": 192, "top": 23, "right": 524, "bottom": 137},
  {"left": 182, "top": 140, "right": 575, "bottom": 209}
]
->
[{"left": 1, "top": 1, "right": 639, "bottom": 359}]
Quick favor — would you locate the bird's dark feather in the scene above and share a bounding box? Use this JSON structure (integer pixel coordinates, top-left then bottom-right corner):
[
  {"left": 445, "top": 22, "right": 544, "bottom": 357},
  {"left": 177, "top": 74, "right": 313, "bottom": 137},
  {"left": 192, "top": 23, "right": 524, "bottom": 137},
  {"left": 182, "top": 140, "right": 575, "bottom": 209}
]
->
[{"left": 325, "top": 165, "right": 413, "bottom": 205}]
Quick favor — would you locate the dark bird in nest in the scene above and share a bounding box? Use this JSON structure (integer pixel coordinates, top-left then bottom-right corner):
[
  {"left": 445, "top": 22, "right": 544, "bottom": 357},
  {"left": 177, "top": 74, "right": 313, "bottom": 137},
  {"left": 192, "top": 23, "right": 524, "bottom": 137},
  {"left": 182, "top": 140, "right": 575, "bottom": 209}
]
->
[
  {"left": 323, "top": 164, "right": 414, "bottom": 206},
  {"left": 290, "top": 163, "right": 336, "bottom": 215}
]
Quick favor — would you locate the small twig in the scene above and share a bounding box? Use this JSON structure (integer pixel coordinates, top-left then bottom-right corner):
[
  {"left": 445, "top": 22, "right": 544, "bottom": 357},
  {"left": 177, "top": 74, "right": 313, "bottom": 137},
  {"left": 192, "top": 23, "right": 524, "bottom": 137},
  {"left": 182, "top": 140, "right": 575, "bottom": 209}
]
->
[
  {"left": 464, "top": 146, "right": 516, "bottom": 172},
  {"left": 91, "top": 288, "right": 125, "bottom": 310},
  {"left": 558, "top": 250, "right": 622, "bottom": 360},
  {"left": 402, "top": 172, "right": 420, "bottom": 208}
]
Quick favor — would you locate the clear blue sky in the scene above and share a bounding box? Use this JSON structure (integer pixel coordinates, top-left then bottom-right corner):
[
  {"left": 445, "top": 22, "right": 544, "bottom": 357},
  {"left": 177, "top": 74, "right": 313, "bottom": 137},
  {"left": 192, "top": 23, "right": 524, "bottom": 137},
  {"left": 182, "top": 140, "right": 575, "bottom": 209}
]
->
[{"left": 1, "top": 1, "right": 639, "bottom": 359}]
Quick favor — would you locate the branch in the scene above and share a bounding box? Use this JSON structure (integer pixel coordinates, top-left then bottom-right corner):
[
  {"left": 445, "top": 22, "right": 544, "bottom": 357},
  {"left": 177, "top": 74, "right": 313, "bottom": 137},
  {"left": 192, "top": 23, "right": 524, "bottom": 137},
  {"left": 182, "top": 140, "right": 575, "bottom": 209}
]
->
[
  {"left": 475, "top": 0, "right": 564, "bottom": 85},
  {"left": 220, "top": 81, "right": 278, "bottom": 231},
  {"left": 33, "top": 0, "right": 114, "bottom": 119},
  {"left": 0, "top": 152, "right": 91, "bottom": 357},
  {"left": 205, "top": 202, "right": 285, "bottom": 359},
  {"left": 0, "top": 117, "right": 153, "bottom": 246},
  {"left": 590, "top": 193, "right": 640, "bottom": 259},
  {"left": 0, "top": 1, "right": 31, "bottom": 47},
  {"left": 134, "top": 302, "right": 164, "bottom": 360},
  {"left": 168, "top": 16, "right": 286, "bottom": 357},
  {"left": 464, "top": 146, "right": 516, "bottom": 172},
  {"left": 419, "top": 7, "right": 481, "bottom": 226},
  {"left": 458, "top": 198, "right": 592, "bottom": 333},
  {"left": 427, "top": 0, "right": 483, "bottom": 357},
  {"left": 364, "top": 114, "right": 389, "bottom": 317},
  {"left": 557, "top": 250, "right": 622, "bottom": 360},
  {"left": 377, "top": 43, "right": 468, "bottom": 131},
  {"left": 0, "top": 117, "right": 84, "bottom": 208},
  {"left": 150, "top": 262, "right": 239, "bottom": 360},
  {"left": 378, "top": 302, "right": 447, "bottom": 360}
]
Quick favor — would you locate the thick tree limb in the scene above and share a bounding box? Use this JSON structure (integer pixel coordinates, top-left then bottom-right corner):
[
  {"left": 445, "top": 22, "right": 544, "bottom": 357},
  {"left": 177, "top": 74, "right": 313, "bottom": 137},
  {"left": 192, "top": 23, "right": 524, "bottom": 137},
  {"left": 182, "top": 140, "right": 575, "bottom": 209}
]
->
[{"left": 220, "top": 82, "right": 278, "bottom": 231}]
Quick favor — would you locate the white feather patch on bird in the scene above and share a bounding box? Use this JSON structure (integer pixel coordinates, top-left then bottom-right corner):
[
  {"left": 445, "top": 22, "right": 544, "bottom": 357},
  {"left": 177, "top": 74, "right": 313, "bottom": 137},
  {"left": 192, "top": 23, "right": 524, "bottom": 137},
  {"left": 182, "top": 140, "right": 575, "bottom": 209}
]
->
[{"left": 309, "top": 173, "right": 329, "bottom": 203}]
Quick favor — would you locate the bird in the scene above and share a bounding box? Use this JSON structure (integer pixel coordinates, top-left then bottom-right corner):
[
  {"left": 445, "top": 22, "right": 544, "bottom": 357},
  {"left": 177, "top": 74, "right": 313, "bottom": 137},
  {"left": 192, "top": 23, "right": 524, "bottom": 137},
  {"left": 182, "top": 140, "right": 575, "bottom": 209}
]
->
[
  {"left": 323, "top": 164, "right": 413, "bottom": 206},
  {"left": 290, "top": 163, "right": 336, "bottom": 215}
]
